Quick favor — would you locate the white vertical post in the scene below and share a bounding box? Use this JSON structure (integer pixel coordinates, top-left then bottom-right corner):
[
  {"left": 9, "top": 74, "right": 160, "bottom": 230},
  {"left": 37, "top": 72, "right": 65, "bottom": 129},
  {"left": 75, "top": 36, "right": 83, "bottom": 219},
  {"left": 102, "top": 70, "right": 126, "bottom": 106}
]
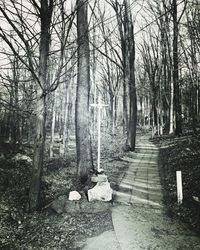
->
[
  {"left": 176, "top": 171, "right": 183, "bottom": 204},
  {"left": 94, "top": 82, "right": 97, "bottom": 125},
  {"left": 97, "top": 96, "right": 101, "bottom": 172},
  {"left": 90, "top": 97, "right": 108, "bottom": 173}
]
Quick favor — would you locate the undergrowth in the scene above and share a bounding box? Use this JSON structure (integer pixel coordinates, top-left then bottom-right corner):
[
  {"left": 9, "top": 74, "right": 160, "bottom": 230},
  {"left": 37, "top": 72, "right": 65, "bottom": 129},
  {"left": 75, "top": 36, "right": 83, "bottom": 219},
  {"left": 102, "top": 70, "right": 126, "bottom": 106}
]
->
[{"left": 157, "top": 133, "right": 200, "bottom": 232}]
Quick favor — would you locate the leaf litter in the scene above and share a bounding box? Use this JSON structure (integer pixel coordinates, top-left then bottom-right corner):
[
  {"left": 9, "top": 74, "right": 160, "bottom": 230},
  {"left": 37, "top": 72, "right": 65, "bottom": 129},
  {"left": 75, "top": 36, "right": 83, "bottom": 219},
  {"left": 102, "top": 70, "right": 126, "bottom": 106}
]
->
[{"left": 0, "top": 127, "right": 127, "bottom": 249}]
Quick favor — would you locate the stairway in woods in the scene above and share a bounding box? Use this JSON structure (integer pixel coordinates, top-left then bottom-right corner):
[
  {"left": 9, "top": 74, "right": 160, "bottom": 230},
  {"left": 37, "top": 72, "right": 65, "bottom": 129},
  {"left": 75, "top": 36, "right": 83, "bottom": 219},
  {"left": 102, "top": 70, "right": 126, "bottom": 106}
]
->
[
  {"left": 114, "top": 134, "right": 163, "bottom": 207},
  {"left": 111, "top": 134, "right": 200, "bottom": 249},
  {"left": 83, "top": 133, "right": 200, "bottom": 250}
]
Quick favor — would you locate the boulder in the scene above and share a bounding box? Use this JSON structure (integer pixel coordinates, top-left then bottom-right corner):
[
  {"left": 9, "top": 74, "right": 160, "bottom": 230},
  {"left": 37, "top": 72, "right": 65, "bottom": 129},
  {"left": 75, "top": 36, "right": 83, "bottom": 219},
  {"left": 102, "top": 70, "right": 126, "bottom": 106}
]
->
[
  {"left": 13, "top": 153, "right": 32, "bottom": 163},
  {"left": 68, "top": 191, "right": 81, "bottom": 201},
  {"left": 80, "top": 200, "right": 111, "bottom": 213},
  {"left": 51, "top": 195, "right": 68, "bottom": 214},
  {"left": 88, "top": 181, "right": 113, "bottom": 202},
  {"left": 50, "top": 195, "right": 111, "bottom": 214}
]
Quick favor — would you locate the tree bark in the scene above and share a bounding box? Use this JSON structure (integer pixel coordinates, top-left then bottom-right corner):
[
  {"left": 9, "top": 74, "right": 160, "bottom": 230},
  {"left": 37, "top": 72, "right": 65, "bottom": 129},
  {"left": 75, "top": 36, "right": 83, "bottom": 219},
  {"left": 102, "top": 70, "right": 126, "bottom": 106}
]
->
[
  {"left": 76, "top": 0, "right": 92, "bottom": 183},
  {"left": 173, "top": 0, "right": 182, "bottom": 135},
  {"left": 50, "top": 91, "right": 56, "bottom": 158},
  {"left": 114, "top": 0, "right": 137, "bottom": 149},
  {"left": 28, "top": 0, "right": 53, "bottom": 211},
  {"left": 128, "top": 20, "right": 137, "bottom": 151}
]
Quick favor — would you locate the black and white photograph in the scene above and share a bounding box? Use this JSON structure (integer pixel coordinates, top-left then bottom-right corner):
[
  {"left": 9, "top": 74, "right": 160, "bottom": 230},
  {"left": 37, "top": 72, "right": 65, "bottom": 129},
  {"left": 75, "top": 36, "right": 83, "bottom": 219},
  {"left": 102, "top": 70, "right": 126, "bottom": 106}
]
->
[{"left": 0, "top": 0, "right": 200, "bottom": 249}]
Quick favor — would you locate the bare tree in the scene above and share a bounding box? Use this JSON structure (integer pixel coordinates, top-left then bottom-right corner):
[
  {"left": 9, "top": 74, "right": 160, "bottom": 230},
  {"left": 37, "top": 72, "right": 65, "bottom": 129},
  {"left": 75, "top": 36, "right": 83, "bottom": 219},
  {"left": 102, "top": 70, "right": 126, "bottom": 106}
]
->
[
  {"left": 0, "top": 0, "right": 76, "bottom": 210},
  {"left": 109, "top": 0, "right": 137, "bottom": 150}
]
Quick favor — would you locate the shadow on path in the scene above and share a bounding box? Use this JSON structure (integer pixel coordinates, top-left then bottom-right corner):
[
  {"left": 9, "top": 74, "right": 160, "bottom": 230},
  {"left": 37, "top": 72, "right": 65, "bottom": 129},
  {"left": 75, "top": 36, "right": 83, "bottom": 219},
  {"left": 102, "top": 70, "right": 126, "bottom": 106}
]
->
[{"left": 83, "top": 133, "right": 200, "bottom": 250}]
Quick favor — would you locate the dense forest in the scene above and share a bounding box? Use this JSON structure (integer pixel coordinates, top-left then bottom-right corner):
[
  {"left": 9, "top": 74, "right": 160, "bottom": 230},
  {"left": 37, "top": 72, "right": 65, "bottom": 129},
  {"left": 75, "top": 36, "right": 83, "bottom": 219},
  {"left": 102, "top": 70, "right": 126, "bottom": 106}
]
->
[{"left": 0, "top": 0, "right": 199, "bottom": 248}]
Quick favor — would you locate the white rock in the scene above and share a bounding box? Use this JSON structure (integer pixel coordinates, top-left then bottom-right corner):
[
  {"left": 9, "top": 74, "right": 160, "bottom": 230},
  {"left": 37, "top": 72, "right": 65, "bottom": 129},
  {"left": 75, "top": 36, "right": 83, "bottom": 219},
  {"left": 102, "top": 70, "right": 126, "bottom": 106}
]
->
[
  {"left": 0, "top": 153, "right": 4, "bottom": 159},
  {"left": 193, "top": 196, "right": 200, "bottom": 203},
  {"left": 13, "top": 153, "right": 32, "bottom": 163},
  {"left": 68, "top": 191, "right": 81, "bottom": 201},
  {"left": 88, "top": 181, "right": 113, "bottom": 202},
  {"left": 97, "top": 168, "right": 104, "bottom": 174},
  {"left": 91, "top": 174, "right": 108, "bottom": 183}
]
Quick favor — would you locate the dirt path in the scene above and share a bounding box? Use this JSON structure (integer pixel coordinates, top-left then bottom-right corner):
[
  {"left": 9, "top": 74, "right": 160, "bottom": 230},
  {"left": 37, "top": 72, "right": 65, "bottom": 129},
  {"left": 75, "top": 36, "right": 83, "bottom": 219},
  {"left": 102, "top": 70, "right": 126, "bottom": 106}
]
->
[{"left": 83, "top": 133, "right": 200, "bottom": 250}]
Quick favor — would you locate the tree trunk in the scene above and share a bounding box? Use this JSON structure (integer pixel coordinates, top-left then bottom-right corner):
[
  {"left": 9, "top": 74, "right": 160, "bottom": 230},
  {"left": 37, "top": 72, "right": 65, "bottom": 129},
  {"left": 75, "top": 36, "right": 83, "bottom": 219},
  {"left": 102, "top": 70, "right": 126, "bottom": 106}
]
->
[
  {"left": 169, "top": 63, "right": 174, "bottom": 134},
  {"left": 29, "top": 95, "right": 46, "bottom": 211},
  {"left": 173, "top": 0, "right": 182, "bottom": 135},
  {"left": 12, "top": 56, "right": 20, "bottom": 146},
  {"left": 76, "top": 0, "right": 92, "bottom": 183},
  {"left": 28, "top": 0, "right": 53, "bottom": 211},
  {"left": 123, "top": 77, "right": 129, "bottom": 137},
  {"left": 128, "top": 8, "right": 137, "bottom": 151},
  {"left": 129, "top": 70, "right": 137, "bottom": 150},
  {"left": 50, "top": 91, "right": 56, "bottom": 158},
  {"left": 60, "top": 62, "right": 74, "bottom": 157}
]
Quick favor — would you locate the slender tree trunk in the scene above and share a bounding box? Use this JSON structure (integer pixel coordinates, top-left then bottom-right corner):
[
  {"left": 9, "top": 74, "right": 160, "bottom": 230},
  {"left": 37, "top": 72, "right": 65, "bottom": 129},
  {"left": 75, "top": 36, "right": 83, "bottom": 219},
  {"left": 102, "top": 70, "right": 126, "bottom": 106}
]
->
[
  {"left": 50, "top": 91, "right": 56, "bottom": 158},
  {"left": 27, "top": 115, "right": 32, "bottom": 146},
  {"left": 115, "top": 0, "right": 137, "bottom": 150},
  {"left": 61, "top": 93, "right": 69, "bottom": 156},
  {"left": 169, "top": 64, "right": 174, "bottom": 134},
  {"left": 112, "top": 96, "right": 115, "bottom": 135},
  {"left": 159, "top": 81, "right": 164, "bottom": 135},
  {"left": 9, "top": 80, "right": 14, "bottom": 143},
  {"left": 129, "top": 70, "right": 137, "bottom": 150},
  {"left": 173, "top": 0, "right": 182, "bottom": 135},
  {"left": 151, "top": 107, "right": 155, "bottom": 138},
  {"left": 101, "top": 19, "right": 114, "bottom": 133},
  {"left": 123, "top": 78, "right": 129, "bottom": 137},
  {"left": 12, "top": 56, "right": 19, "bottom": 146},
  {"left": 114, "top": 96, "right": 118, "bottom": 128},
  {"left": 197, "top": 86, "right": 199, "bottom": 122},
  {"left": 157, "top": 107, "right": 160, "bottom": 137},
  {"left": 128, "top": 13, "right": 137, "bottom": 151},
  {"left": 147, "top": 94, "right": 151, "bottom": 127},
  {"left": 61, "top": 63, "right": 73, "bottom": 157},
  {"left": 28, "top": 0, "right": 53, "bottom": 211}
]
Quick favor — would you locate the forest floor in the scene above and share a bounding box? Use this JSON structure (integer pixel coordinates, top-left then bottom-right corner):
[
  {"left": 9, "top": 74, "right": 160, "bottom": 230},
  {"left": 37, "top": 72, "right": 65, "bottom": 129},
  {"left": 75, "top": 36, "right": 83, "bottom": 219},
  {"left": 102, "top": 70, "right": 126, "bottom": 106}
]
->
[
  {"left": 155, "top": 131, "right": 200, "bottom": 232},
  {"left": 0, "top": 128, "right": 128, "bottom": 249},
  {"left": 0, "top": 128, "right": 200, "bottom": 249}
]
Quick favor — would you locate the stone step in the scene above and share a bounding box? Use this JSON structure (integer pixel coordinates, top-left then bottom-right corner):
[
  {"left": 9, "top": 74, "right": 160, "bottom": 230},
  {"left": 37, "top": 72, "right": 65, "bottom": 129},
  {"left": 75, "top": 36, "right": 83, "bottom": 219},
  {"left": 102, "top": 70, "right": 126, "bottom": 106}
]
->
[
  {"left": 130, "top": 195, "right": 163, "bottom": 208},
  {"left": 135, "top": 148, "right": 159, "bottom": 154},
  {"left": 114, "top": 190, "right": 132, "bottom": 204},
  {"left": 117, "top": 180, "right": 162, "bottom": 196},
  {"left": 134, "top": 182, "right": 162, "bottom": 192},
  {"left": 132, "top": 186, "right": 163, "bottom": 198},
  {"left": 121, "top": 157, "right": 158, "bottom": 165},
  {"left": 114, "top": 190, "right": 163, "bottom": 208},
  {"left": 134, "top": 178, "right": 161, "bottom": 185}
]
